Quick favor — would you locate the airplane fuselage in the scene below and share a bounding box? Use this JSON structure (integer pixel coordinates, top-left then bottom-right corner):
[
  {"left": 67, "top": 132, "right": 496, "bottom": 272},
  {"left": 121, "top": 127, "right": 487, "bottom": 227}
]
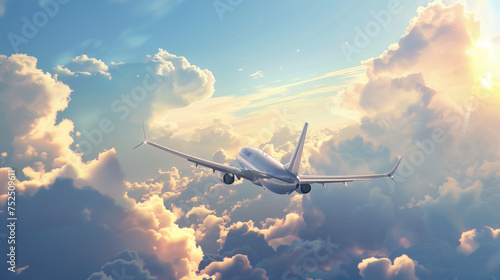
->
[{"left": 237, "top": 147, "right": 299, "bottom": 194}]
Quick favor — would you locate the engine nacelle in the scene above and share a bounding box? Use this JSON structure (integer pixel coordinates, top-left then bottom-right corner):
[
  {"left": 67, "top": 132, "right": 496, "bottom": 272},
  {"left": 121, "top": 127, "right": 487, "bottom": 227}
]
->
[
  {"left": 218, "top": 171, "right": 235, "bottom": 185},
  {"left": 296, "top": 184, "right": 311, "bottom": 194}
]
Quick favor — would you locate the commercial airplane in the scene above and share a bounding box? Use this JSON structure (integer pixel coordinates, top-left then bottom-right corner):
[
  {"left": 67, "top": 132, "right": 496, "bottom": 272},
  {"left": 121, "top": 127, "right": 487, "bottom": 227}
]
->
[{"left": 134, "top": 122, "right": 401, "bottom": 195}]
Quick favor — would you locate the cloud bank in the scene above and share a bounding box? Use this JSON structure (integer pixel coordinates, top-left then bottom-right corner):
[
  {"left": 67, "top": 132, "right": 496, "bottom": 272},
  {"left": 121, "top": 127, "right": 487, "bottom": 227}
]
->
[{"left": 1, "top": 1, "right": 500, "bottom": 279}]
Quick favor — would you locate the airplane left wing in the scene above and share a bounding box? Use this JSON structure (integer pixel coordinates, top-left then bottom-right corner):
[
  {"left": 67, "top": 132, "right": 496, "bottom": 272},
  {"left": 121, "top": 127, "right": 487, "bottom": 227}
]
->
[
  {"left": 145, "top": 140, "right": 297, "bottom": 184},
  {"left": 298, "top": 157, "right": 402, "bottom": 185},
  {"left": 133, "top": 121, "right": 250, "bottom": 180},
  {"left": 146, "top": 140, "right": 248, "bottom": 177}
]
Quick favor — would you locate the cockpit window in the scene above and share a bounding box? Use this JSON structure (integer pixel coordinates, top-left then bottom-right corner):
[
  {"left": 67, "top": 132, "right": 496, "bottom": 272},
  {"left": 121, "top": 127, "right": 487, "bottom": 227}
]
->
[{"left": 243, "top": 150, "right": 252, "bottom": 157}]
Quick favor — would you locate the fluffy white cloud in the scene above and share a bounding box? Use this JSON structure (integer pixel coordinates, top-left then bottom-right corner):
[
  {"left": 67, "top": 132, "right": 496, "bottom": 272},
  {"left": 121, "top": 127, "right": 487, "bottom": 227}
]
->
[
  {"left": 147, "top": 49, "right": 215, "bottom": 131},
  {"left": 54, "top": 65, "right": 75, "bottom": 76},
  {"left": 0, "top": 179, "right": 211, "bottom": 279},
  {"left": 358, "top": 254, "right": 419, "bottom": 280},
  {"left": 457, "top": 229, "right": 480, "bottom": 255},
  {"left": 292, "top": 2, "right": 500, "bottom": 278},
  {"left": 63, "top": 54, "right": 111, "bottom": 79},
  {"left": 260, "top": 213, "right": 305, "bottom": 249},
  {"left": 0, "top": 54, "right": 75, "bottom": 190},
  {"left": 0, "top": 54, "right": 128, "bottom": 202},
  {"left": 123, "top": 195, "right": 205, "bottom": 279},
  {"left": 457, "top": 227, "right": 500, "bottom": 255}
]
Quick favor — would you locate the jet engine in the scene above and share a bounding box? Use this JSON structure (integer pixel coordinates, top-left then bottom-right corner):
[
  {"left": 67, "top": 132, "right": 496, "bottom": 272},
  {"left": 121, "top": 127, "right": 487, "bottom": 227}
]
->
[
  {"left": 218, "top": 171, "right": 235, "bottom": 185},
  {"left": 296, "top": 184, "right": 311, "bottom": 194}
]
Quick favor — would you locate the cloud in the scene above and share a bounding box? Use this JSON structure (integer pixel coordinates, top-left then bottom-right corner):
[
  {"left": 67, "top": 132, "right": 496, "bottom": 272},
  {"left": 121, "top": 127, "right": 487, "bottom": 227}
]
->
[
  {"left": 260, "top": 213, "right": 305, "bottom": 249},
  {"left": 287, "top": 2, "right": 500, "bottom": 278},
  {"left": 187, "top": 205, "right": 215, "bottom": 220},
  {"left": 2, "top": 2, "right": 500, "bottom": 279},
  {"left": 0, "top": 179, "right": 207, "bottom": 280},
  {"left": 147, "top": 49, "right": 215, "bottom": 131},
  {"left": 212, "top": 220, "right": 276, "bottom": 269},
  {"left": 88, "top": 250, "right": 157, "bottom": 280},
  {"left": 63, "top": 54, "right": 111, "bottom": 79},
  {"left": 200, "top": 254, "right": 268, "bottom": 280},
  {"left": 0, "top": 0, "right": 7, "bottom": 17},
  {"left": 457, "top": 226, "right": 500, "bottom": 255},
  {"left": 0, "top": 179, "right": 130, "bottom": 279},
  {"left": 0, "top": 54, "right": 76, "bottom": 191},
  {"left": 358, "top": 254, "right": 419, "bottom": 280},
  {"left": 145, "top": 65, "right": 364, "bottom": 138},
  {"left": 0, "top": 53, "right": 133, "bottom": 202},
  {"left": 417, "top": 178, "right": 484, "bottom": 242},
  {"left": 78, "top": 148, "right": 127, "bottom": 199},
  {"left": 0, "top": 53, "right": 218, "bottom": 279},
  {"left": 457, "top": 229, "right": 480, "bottom": 255},
  {"left": 123, "top": 195, "right": 206, "bottom": 279},
  {"left": 250, "top": 70, "right": 264, "bottom": 79},
  {"left": 54, "top": 65, "right": 75, "bottom": 76}
]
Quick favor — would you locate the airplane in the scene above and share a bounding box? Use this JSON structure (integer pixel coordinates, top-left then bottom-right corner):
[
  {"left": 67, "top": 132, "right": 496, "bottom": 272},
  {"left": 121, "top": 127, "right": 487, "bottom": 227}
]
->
[{"left": 134, "top": 122, "right": 401, "bottom": 195}]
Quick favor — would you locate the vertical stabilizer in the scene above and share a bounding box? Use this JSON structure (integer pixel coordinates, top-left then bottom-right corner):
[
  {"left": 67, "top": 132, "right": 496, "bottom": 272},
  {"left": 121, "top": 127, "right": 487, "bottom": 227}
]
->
[{"left": 286, "top": 122, "right": 308, "bottom": 176}]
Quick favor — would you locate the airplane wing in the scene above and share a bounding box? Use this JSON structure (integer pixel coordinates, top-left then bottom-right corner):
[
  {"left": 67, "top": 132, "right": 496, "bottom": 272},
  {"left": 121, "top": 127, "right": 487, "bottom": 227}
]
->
[
  {"left": 134, "top": 122, "right": 270, "bottom": 182},
  {"left": 298, "top": 157, "right": 402, "bottom": 186},
  {"left": 145, "top": 140, "right": 300, "bottom": 183},
  {"left": 145, "top": 140, "right": 249, "bottom": 177}
]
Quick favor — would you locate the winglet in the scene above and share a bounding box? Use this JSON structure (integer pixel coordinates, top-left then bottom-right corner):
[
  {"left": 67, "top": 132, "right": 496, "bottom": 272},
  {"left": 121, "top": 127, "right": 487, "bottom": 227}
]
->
[
  {"left": 133, "top": 121, "right": 148, "bottom": 150},
  {"left": 142, "top": 120, "right": 147, "bottom": 143},
  {"left": 387, "top": 156, "right": 402, "bottom": 185}
]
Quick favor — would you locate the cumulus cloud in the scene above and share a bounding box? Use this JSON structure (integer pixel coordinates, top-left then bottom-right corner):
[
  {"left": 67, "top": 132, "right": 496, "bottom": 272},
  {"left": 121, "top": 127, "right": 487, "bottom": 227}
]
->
[
  {"left": 0, "top": 53, "right": 135, "bottom": 202},
  {"left": 0, "top": 179, "right": 207, "bottom": 280},
  {"left": 457, "top": 229, "right": 480, "bottom": 255},
  {"left": 216, "top": 220, "right": 275, "bottom": 266},
  {"left": 2, "top": 49, "right": 311, "bottom": 279},
  {"left": 290, "top": 2, "right": 500, "bottom": 278},
  {"left": 260, "top": 213, "right": 305, "bottom": 249},
  {"left": 0, "top": 54, "right": 76, "bottom": 191},
  {"left": 358, "top": 254, "right": 419, "bottom": 280},
  {"left": 457, "top": 227, "right": 500, "bottom": 255},
  {"left": 147, "top": 49, "right": 215, "bottom": 131},
  {"left": 201, "top": 254, "right": 268, "bottom": 280},
  {"left": 70, "top": 54, "right": 110, "bottom": 76},
  {"left": 2, "top": 2, "right": 500, "bottom": 279},
  {"left": 54, "top": 65, "right": 75, "bottom": 76},
  {"left": 60, "top": 54, "right": 111, "bottom": 79}
]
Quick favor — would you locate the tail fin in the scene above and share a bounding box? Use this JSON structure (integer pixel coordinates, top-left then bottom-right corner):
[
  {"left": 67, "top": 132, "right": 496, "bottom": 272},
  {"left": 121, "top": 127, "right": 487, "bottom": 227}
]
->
[
  {"left": 286, "top": 122, "right": 308, "bottom": 176},
  {"left": 132, "top": 121, "right": 148, "bottom": 150}
]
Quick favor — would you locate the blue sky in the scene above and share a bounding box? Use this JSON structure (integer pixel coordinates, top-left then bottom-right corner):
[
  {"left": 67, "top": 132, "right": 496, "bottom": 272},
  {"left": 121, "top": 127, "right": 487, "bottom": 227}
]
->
[
  {"left": 1, "top": 0, "right": 436, "bottom": 97},
  {"left": 1, "top": 1, "right": 500, "bottom": 279}
]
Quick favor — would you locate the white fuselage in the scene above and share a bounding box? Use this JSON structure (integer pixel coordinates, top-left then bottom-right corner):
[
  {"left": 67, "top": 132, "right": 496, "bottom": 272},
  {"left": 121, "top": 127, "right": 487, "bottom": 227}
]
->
[{"left": 237, "top": 147, "right": 299, "bottom": 194}]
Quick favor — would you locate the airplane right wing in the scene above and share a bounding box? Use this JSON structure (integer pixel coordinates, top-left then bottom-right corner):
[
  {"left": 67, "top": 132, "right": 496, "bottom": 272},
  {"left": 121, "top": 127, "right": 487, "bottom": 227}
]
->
[{"left": 298, "top": 157, "right": 402, "bottom": 185}]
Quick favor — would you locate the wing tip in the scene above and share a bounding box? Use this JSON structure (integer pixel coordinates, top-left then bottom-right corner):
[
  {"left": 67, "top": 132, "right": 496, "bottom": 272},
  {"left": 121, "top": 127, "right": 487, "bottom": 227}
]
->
[
  {"left": 133, "top": 121, "right": 148, "bottom": 150},
  {"left": 388, "top": 156, "right": 402, "bottom": 177},
  {"left": 142, "top": 120, "right": 147, "bottom": 143}
]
